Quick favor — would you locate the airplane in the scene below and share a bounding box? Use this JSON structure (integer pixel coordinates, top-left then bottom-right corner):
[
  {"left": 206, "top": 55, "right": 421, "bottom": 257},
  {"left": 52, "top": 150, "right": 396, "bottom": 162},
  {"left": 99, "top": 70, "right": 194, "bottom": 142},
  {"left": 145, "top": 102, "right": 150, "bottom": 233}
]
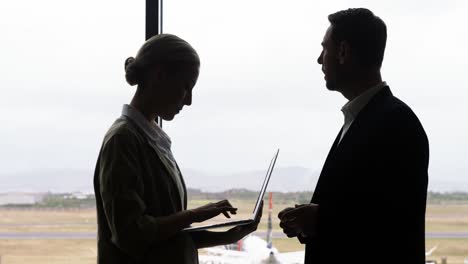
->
[{"left": 199, "top": 192, "right": 304, "bottom": 264}]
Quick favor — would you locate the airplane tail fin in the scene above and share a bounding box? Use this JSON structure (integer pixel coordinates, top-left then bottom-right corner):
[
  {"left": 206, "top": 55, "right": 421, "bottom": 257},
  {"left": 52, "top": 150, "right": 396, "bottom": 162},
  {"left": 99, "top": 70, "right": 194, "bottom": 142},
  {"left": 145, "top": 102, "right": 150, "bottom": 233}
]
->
[
  {"left": 266, "top": 192, "right": 273, "bottom": 249},
  {"left": 426, "top": 245, "right": 438, "bottom": 256}
]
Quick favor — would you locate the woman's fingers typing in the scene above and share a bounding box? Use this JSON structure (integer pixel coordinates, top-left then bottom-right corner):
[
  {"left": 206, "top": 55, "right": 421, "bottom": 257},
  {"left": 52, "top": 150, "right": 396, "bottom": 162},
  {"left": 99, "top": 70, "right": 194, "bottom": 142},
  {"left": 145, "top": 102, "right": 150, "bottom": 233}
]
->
[{"left": 191, "top": 200, "right": 238, "bottom": 222}]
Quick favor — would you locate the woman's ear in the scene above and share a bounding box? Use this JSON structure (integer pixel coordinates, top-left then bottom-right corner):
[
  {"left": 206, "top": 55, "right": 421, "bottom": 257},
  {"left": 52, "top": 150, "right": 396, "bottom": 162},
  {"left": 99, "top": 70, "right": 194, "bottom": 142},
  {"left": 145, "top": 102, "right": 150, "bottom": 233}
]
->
[
  {"left": 141, "top": 65, "right": 165, "bottom": 88},
  {"left": 136, "top": 65, "right": 160, "bottom": 89},
  {"left": 152, "top": 65, "right": 167, "bottom": 81}
]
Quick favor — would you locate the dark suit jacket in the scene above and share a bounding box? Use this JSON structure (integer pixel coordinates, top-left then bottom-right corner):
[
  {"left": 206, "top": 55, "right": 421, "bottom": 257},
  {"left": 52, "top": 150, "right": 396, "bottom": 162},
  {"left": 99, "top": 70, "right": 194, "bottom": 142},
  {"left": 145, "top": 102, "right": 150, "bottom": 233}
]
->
[
  {"left": 94, "top": 117, "right": 198, "bottom": 264},
  {"left": 302, "top": 87, "right": 429, "bottom": 264}
]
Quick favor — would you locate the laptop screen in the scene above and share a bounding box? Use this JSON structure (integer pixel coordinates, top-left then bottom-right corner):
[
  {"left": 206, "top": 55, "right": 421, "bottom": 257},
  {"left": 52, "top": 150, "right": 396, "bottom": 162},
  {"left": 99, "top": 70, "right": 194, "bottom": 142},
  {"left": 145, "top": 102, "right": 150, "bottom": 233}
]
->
[{"left": 251, "top": 149, "right": 279, "bottom": 219}]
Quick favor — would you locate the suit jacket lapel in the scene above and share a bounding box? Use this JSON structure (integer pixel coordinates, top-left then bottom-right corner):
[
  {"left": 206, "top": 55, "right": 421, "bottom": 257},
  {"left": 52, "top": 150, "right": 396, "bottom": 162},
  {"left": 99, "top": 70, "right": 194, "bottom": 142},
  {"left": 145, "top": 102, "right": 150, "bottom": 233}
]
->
[
  {"left": 312, "top": 86, "right": 393, "bottom": 203},
  {"left": 175, "top": 163, "right": 188, "bottom": 210},
  {"left": 332, "top": 86, "right": 392, "bottom": 157},
  {"left": 146, "top": 138, "right": 185, "bottom": 211}
]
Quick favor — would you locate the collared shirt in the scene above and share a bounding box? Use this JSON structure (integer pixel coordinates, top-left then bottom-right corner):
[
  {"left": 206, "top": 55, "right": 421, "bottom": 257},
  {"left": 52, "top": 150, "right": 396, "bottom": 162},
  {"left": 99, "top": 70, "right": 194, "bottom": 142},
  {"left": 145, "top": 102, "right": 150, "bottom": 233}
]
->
[
  {"left": 339, "top": 82, "right": 387, "bottom": 143},
  {"left": 121, "top": 104, "right": 186, "bottom": 209}
]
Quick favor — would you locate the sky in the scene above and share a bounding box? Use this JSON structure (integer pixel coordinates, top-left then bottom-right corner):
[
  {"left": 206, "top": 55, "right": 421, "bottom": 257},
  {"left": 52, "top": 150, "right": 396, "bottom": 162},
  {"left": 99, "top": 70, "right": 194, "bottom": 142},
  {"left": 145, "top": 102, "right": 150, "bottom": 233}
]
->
[{"left": 1, "top": 0, "right": 467, "bottom": 191}]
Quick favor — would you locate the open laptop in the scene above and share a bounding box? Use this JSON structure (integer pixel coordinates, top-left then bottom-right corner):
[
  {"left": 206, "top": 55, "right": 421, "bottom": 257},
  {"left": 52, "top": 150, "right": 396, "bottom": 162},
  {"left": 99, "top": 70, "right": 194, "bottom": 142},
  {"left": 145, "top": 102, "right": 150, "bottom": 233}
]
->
[{"left": 183, "top": 149, "right": 280, "bottom": 232}]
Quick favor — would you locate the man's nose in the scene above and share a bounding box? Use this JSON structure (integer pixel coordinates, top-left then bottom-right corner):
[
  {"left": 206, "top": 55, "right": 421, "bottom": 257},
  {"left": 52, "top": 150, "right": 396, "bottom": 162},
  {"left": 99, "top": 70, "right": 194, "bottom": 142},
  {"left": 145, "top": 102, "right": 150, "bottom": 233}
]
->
[{"left": 184, "top": 91, "right": 192, "bottom": 106}]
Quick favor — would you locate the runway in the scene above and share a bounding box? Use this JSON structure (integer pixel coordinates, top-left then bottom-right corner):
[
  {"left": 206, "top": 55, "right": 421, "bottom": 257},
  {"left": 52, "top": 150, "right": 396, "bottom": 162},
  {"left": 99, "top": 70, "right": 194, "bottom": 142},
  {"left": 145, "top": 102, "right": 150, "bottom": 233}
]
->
[{"left": 0, "top": 231, "right": 467, "bottom": 239}]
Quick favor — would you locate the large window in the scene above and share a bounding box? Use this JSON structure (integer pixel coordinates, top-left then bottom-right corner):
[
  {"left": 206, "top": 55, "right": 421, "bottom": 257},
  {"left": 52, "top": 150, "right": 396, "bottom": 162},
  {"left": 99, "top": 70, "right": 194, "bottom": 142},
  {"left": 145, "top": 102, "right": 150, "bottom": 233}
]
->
[{"left": 1, "top": 0, "right": 468, "bottom": 263}]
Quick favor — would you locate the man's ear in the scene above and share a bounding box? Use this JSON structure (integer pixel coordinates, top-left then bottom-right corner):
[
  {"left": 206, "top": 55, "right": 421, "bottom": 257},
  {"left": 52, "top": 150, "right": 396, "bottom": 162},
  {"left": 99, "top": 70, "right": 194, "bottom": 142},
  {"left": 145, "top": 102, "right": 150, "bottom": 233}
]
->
[{"left": 338, "top": 41, "right": 351, "bottom": 65}]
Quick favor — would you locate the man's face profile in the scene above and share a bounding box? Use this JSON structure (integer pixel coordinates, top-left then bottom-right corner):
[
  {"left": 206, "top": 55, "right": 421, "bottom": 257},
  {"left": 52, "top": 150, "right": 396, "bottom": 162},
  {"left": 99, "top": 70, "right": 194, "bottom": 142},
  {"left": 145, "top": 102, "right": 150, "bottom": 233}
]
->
[{"left": 317, "top": 25, "right": 340, "bottom": 91}]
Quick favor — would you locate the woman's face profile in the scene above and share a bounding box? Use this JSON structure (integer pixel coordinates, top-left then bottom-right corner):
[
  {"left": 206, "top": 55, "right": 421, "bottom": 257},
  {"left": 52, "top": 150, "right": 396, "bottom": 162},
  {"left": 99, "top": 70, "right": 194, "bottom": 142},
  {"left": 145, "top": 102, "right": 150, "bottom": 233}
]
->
[{"left": 145, "top": 67, "right": 197, "bottom": 121}]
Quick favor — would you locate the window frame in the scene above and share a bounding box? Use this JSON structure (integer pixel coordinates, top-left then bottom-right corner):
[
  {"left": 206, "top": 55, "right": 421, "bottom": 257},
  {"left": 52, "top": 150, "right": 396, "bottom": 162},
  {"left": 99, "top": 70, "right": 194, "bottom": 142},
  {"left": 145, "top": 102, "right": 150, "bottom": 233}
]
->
[{"left": 146, "top": 0, "right": 163, "bottom": 126}]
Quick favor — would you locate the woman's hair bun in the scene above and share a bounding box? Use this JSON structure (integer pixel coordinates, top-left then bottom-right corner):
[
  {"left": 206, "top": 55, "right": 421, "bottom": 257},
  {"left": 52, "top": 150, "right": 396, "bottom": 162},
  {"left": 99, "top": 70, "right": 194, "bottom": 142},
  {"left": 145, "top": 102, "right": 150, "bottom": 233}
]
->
[
  {"left": 124, "top": 57, "right": 139, "bottom": 86},
  {"left": 124, "top": 34, "right": 200, "bottom": 87}
]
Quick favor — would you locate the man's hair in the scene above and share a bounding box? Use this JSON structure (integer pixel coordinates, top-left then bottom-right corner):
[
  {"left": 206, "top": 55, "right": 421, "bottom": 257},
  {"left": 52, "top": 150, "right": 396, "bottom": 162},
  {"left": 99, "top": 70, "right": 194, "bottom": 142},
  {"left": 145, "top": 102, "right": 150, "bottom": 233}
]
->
[{"left": 328, "top": 8, "right": 387, "bottom": 69}]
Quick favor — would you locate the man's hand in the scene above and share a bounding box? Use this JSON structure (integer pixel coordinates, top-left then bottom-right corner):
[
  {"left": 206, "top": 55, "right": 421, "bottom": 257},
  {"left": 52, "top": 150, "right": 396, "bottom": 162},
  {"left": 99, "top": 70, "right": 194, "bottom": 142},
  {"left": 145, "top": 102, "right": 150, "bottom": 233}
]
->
[
  {"left": 278, "top": 203, "right": 319, "bottom": 237},
  {"left": 278, "top": 206, "right": 298, "bottom": 237},
  {"left": 189, "top": 200, "right": 238, "bottom": 223}
]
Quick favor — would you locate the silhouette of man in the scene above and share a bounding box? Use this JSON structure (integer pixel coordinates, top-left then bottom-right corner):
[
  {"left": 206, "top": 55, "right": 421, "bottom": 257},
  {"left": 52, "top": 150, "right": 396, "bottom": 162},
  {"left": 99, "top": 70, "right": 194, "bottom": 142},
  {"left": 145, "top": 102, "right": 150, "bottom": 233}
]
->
[{"left": 278, "top": 8, "right": 429, "bottom": 264}]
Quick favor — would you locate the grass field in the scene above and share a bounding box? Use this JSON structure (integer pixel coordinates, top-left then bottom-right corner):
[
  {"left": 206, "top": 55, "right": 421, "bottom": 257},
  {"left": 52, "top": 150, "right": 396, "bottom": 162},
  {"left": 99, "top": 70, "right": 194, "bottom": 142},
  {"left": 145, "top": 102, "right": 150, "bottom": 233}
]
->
[{"left": 0, "top": 202, "right": 467, "bottom": 263}]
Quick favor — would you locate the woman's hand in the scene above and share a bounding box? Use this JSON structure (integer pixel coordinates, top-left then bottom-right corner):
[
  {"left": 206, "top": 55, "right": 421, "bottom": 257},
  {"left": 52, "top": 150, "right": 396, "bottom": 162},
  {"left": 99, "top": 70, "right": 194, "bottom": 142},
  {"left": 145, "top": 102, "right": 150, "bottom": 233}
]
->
[
  {"left": 189, "top": 200, "right": 238, "bottom": 223},
  {"left": 224, "top": 201, "right": 263, "bottom": 244},
  {"left": 190, "top": 201, "right": 263, "bottom": 248}
]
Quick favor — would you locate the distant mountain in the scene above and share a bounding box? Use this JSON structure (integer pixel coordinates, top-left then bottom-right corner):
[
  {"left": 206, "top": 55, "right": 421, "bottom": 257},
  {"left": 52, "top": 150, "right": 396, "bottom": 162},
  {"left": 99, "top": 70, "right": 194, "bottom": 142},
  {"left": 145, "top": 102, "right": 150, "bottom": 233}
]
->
[
  {"left": 0, "top": 167, "right": 318, "bottom": 193},
  {"left": 182, "top": 166, "right": 320, "bottom": 192},
  {"left": 0, "top": 168, "right": 94, "bottom": 194},
  {"left": 0, "top": 167, "right": 467, "bottom": 193}
]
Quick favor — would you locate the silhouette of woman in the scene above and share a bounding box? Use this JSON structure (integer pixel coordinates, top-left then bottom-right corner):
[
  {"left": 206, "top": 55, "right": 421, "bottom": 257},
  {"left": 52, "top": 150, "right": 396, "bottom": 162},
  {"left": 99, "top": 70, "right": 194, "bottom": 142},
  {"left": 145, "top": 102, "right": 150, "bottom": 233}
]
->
[{"left": 93, "top": 34, "right": 261, "bottom": 264}]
